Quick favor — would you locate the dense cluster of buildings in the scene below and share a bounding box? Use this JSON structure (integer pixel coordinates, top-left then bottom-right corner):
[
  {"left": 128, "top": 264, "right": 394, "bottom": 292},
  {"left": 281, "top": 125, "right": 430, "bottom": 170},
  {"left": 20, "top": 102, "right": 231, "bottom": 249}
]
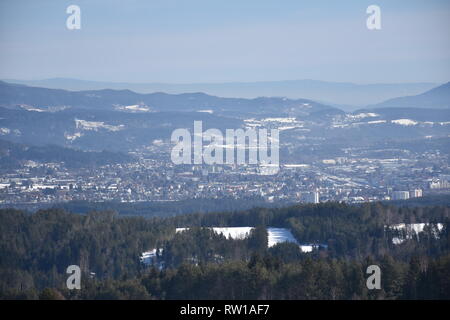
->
[{"left": 1, "top": 146, "right": 448, "bottom": 207}]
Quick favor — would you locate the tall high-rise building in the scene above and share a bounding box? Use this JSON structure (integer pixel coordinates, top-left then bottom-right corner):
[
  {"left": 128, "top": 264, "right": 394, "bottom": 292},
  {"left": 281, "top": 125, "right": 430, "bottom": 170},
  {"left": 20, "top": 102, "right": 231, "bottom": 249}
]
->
[
  {"left": 392, "top": 191, "right": 410, "bottom": 200},
  {"left": 410, "top": 189, "right": 423, "bottom": 198},
  {"left": 304, "top": 191, "right": 320, "bottom": 204}
]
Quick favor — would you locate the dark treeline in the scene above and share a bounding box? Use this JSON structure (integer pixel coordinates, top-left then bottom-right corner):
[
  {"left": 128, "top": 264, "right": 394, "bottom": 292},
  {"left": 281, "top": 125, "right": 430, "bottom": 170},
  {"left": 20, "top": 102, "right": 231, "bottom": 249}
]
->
[
  {"left": 54, "top": 196, "right": 285, "bottom": 217},
  {"left": 0, "top": 202, "right": 449, "bottom": 300},
  {"left": 385, "top": 194, "right": 450, "bottom": 208},
  {"left": 4, "top": 194, "right": 450, "bottom": 218}
]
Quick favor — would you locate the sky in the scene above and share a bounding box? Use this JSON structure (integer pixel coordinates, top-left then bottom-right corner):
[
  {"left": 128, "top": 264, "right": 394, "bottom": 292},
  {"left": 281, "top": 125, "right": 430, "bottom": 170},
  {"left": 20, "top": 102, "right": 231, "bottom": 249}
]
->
[{"left": 0, "top": 0, "right": 449, "bottom": 84}]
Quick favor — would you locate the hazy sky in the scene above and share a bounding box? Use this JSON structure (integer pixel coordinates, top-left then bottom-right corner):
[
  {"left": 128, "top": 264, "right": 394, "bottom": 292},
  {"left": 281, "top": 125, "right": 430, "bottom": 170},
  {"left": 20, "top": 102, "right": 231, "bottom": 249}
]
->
[{"left": 0, "top": 0, "right": 449, "bottom": 83}]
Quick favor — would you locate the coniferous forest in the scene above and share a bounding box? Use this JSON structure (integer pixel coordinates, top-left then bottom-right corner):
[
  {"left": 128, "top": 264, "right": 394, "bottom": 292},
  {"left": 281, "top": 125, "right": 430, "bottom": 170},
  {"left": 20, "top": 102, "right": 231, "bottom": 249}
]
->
[{"left": 0, "top": 202, "right": 449, "bottom": 300}]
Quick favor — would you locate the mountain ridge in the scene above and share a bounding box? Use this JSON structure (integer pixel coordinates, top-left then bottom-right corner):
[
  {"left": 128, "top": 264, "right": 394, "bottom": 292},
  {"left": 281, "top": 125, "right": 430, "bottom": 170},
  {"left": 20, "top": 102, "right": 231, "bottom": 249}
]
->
[
  {"left": 0, "top": 80, "right": 335, "bottom": 114},
  {"left": 3, "top": 78, "right": 438, "bottom": 107},
  {"left": 372, "top": 82, "right": 450, "bottom": 109}
]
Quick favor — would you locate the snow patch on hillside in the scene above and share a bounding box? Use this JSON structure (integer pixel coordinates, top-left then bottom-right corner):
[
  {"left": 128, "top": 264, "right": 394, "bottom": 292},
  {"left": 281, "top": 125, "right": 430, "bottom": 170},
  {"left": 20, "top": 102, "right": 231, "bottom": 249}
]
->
[
  {"left": 391, "top": 119, "right": 418, "bottom": 126},
  {"left": 367, "top": 120, "right": 387, "bottom": 124},
  {"left": 115, "top": 104, "right": 151, "bottom": 112},
  {"left": 65, "top": 132, "right": 83, "bottom": 141},
  {"left": 20, "top": 105, "right": 47, "bottom": 112},
  {"left": 348, "top": 113, "right": 379, "bottom": 120},
  {"left": 0, "top": 127, "right": 11, "bottom": 135},
  {"left": 75, "top": 119, "right": 125, "bottom": 132}
]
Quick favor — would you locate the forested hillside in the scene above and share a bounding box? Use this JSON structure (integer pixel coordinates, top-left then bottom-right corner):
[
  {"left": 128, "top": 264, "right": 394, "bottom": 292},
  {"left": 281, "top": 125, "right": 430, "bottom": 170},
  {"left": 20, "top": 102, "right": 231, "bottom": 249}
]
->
[
  {"left": 0, "top": 139, "right": 133, "bottom": 169},
  {"left": 0, "top": 202, "right": 449, "bottom": 300}
]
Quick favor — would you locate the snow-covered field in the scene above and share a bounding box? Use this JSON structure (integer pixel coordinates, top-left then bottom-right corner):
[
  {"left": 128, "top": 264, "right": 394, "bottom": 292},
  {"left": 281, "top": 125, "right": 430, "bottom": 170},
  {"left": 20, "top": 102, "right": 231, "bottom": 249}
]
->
[
  {"left": 141, "top": 227, "right": 326, "bottom": 263},
  {"left": 115, "top": 104, "right": 151, "bottom": 112},
  {"left": 368, "top": 120, "right": 387, "bottom": 124},
  {"left": 140, "top": 249, "right": 157, "bottom": 264},
  {"left": 175, "top": 227, "right": 314, "bottom": 250},
  {"left": 65, "top": 132, "right": 82, "bottom": 141},
  {"left": 197, "top": 109, "right": 214, "bottom": 114},
  {"left": 299, "top": 245, "right": 316, "bottom": 253},
  {"left": 243, "top": 117, "right": 304, "bottom": 131},
  {"left": 266, "top": 228, "right": 299, "bottom": 247},
  {"left": 332, "top": 114, "right": 450, "bottom": 129},
  {"left": 140, "top": 248, "right": 163, "bottom": 264},
  {"left": 347, "top": 113, "right": 379, "bottom": 120},
  {"left": 75, "top": 119, "right": 124, "bottom": 132},
  {"left": 261, "top": 117, "right": 298, "bottom": 123},
  {"left": 386, "top": 223, "right": 444, "bottom": 245},
  {"left": 20, "top": 105, "right": 47, "bottom": 112},
  {"left": 391, "top": 119, "right": 418, "bottom": 126}
]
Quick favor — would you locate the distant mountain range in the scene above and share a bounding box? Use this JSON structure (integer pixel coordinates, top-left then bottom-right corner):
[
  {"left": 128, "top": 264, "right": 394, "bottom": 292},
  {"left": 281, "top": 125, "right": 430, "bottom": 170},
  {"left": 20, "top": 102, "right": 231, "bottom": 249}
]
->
[
  {"left": 0, "top": 80, "right": 449, "bottom": 153},
  {"left": 372, "top": 82, "right": 450, "bottom": 109},
  {"left": 0, "top": 80, "right": 334, "bottom": 116},
  {"left": 3, "top": 78, "right": 438, "bottom": 108},
  {"left": 0, "top": 80, "right": 338, "bottom": 151}
]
